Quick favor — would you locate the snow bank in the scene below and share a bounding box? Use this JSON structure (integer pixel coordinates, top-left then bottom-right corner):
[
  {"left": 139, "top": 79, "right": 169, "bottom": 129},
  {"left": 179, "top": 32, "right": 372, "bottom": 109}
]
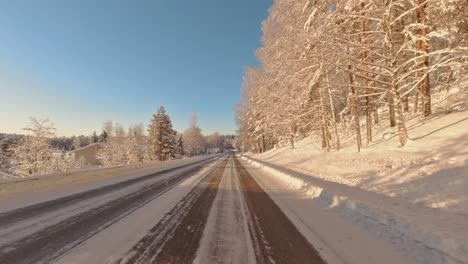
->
[{"left": 242, "top": 155, "right": 468, "bottom": 264}]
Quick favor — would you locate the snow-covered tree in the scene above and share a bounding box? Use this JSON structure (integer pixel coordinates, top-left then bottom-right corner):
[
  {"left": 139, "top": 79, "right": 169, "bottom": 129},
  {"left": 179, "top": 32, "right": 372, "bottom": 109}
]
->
[
  {"left": 96, "top": 143, "right": 127, "bottom": 167},
  {"left": 10, "top": 117, "right": 56, "bottom": 176},
  {"left": 235, "top": 0, "right": 467, "bottom": 152},
  {"left": 145, "top": 106, "right": 177, "bottom": 161},
  {"left": 99, "top": 130, "right": 108, "bottom": 143},
  {"left": 175, "top": 134, "right": 185, "bottom": 156},
  {"left": 90, "top": 131, "right": 99, "bottom": 143},
  {"left": 72, "top": 136, "right": 80, "bottom": 150},
  {"left": 113, "top": 123, "right": 126, "bottom": 144},
  {"left": 206, "top": 132, "right": 225, "bottom": 153},
  {"left": 102, "top": 120, "right": 114, "bottom": 138},
  {"left": 126, "top": 126, "right": 141, "bottom": 164},
  {"left": 183, "top": 113, "right": 206, "bottom": 156}
]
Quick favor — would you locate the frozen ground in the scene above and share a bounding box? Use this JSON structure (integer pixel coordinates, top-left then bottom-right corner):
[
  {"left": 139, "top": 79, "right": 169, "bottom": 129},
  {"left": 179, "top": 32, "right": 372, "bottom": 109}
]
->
[
  {"left": 243, "top": 89, "right": 468, "bottom": 263},
  {"left": 0, "top": 155, "right": 215, "bottom": 204},
  {"left": 251, "top": 89, "right": 468, "bottom": 215}
]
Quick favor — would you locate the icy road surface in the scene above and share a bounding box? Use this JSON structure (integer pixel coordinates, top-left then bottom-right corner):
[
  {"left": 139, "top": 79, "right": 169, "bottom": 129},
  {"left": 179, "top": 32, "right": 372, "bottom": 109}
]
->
[{"left": 0, "top": 155, "right": 325, "bottom": 264}]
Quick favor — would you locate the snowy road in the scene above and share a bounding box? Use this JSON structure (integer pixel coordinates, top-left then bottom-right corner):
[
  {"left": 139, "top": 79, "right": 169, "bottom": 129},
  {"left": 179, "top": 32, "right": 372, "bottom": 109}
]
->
[{"left": 0, "top": 155, "right": 325, "bottom": 264}]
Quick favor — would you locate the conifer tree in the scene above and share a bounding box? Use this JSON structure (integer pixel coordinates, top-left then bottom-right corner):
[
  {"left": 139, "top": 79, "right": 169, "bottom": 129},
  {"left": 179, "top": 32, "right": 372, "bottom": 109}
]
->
[
  {"left": 90, "top": 131, "right": 99, "bottom": 143},
  {"left": 99, "top": 131, "right": 108, "bottom": 143},
  {"left": 175, "top": 134, "right": 185, "bottom": 156},
  {"left": 146, "top": 106, "right": 177, "bottom": 161}
]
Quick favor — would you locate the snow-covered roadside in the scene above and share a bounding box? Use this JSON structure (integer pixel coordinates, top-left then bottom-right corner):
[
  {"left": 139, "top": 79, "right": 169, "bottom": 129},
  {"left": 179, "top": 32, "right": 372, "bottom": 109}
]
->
[
  {"left": 0, "top": 155, "right": 216, "bottom": 214},
  {"left": 242, "top": 155, "right": 468, "bottom": 264},
  {"left": 253, "top": 105, "right": 468, "bottom": 216},
  {"left": 53, "top": 158, "right": 223, "bottom": 264},
  {"left": 194, "top": 156, "right": 256, "bottom": 264},
  {"left": 0, "top": 159, "right": 214, "bottom": 249},
  {"left": 0, "top": 155, "right": 218, "bottom": 203}
]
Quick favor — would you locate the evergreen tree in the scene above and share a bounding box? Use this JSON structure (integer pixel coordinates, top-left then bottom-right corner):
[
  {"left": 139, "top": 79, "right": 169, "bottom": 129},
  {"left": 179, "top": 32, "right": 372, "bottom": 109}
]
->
[
  {"left": 175, "top": 134, "right": 185, "bottom": 156},
  {"left": 146, "top": 106, "right": 177, "bottom": 161},
  {"left": 90, "top": 131, "right": 99, "bottom": 143},
  {"left": 99, "top": 130, "right": 108, "bottom": 143}
]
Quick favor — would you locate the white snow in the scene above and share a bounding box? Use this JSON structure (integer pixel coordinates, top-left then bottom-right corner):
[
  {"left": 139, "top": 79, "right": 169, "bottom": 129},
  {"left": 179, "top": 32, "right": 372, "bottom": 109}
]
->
[
  {"left": 240, "top": 90, "right": 468, "bottom": 264},
  {"left": 241, "top": 156, "right": 416, "bottom": 264},
  {"left": 194, "top": 156, "right": 256, "bottom": 264},
  {"left": 0, "top": 155, "right": 216, "bottom": 214},
  {"left": 250, "top": 94, "right": 468, "bottom": 216},
  {"left": 0, "top": 157, "right": 221, "bottom": 254},
  {"left": 53, "top": 158, "right": 224, "bottom": 264}
]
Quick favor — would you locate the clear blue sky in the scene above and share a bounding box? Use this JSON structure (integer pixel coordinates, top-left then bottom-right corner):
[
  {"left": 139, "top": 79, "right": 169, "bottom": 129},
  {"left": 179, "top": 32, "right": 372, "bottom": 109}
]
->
[{"left": 0, "top": 0, "right": 271, "bottom": 136}]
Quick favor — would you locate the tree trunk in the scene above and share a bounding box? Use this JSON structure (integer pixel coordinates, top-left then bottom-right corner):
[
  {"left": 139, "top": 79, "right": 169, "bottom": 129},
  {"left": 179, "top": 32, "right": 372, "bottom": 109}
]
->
[
  {"left": 416, "top": 0, "right": 431, "bottom": 116},
  {"left": 326, "top": 70, "right": 340, "bottom": 150},
  {"left": 388, "top": 92, "right": 396, "bottom": 127},
  {"left": 361, "top": 2, "right": 372, "bottom": 145},
  {"left": 444, "top": 71, "right": 453, "bottom": 92},
  {"left": 351, "top": 92, "right": 362, "bottom": 152},
  {"left": 348, "top": 62, "right": 361, "bottom": 151},
  {"left": 319, "top": 86, "right": 331, "bottom": 151},
  {"left": 373, "top": 101, "right": 379, "bottom": 125},
  {"left": 413, "top": 87, "right": 420, "bottom": 113},
  {"left": 392, "top": 86, "right": 408, "bottom": 146},
  {"left": 402, "top": 94, "right": 409, "bottom": 112},
  {"left": 342, "top": 12, "right": 361, "bottom": 152}
]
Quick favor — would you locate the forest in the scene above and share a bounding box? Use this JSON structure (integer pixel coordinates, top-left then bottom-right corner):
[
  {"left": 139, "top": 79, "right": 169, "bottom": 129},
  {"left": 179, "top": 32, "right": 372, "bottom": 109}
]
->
[{"left": 236, "top": 0, "right": 467, "bottom": 153}]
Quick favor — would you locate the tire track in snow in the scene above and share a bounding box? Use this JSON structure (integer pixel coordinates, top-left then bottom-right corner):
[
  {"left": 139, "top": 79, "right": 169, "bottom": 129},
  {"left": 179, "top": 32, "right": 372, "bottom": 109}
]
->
[
  {"left": 0, "top": 157, "right": 214, "bottom": 227},
  {"left": 235, "top": 156, "right": 325, "bottom": 264},
  {"left": 193, "top": 155, "right": 256, "bottom": 264},
  {"left": 0, "top": 160, "right": 216, "bottom": 264},
  {"left": 117, "top": 157, "right": 228, "bottom": 264}
]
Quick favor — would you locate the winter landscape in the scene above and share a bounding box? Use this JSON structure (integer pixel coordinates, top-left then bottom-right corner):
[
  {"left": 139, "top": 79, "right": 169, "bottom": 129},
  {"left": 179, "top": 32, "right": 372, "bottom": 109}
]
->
[{"left": 0, "top": 0, "right": 467, "bottom": 264}]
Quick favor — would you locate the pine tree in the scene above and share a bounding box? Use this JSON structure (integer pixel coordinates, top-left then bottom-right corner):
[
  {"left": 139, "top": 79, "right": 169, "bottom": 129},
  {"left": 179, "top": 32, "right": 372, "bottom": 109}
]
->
[
  {"left": 175, "top": 134, "right": 185, "bottom": 156},
  {"left": 90, "top": 131, "right": 99, "bottom": 143},
  {"left": 99, "top": 130, "right": 108, "bottom": 143},
  {"left": 146, "top": 106, "right": 177, "bottom": 161}
]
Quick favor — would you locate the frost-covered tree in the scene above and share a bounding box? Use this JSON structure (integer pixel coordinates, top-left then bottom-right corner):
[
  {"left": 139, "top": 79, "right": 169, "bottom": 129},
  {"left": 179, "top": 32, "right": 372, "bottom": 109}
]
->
[
  {"left": 145, "top": 106, "right": 177, "bottom": 161},
  {"left": 131, "top": 123, "right": 145, "bottom": 140},
  {"left": 113, "top": 123, "right": 126, "bottom": 144},
  {"left": 53, "top": 151, "right": 86, "bottom": 172},
  {"left": 175, "top": 134, "right": 185, "bottom": 156},
  {"left": 102, "top": 120, "right": 114, "bottom": 138},
  {"left": 10, "top": 117, "right": 56, "bottom": 177},
  {"left": 236, "top": 0, "right": 467, "bottom": 152},
  {"left": 99, "top": 130, "right": 108, "bottom": 143},
  {"left": 72, "top": 136, "right": 81, "bottom": 150},
  {"left": 90, "top": 131, "right": 99, "bottom": 143},
  {"left": 206, "top": 132, "right": 225, "bottom": 152},
  {"left": 96, "top": 143, "right": 126, "bottom": 167},
  {"left": 183, "top": 113, "right": 206, "bottom": 156},
  {"left": 126, "top": 126, "right": 141, "bottom": 164}
]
